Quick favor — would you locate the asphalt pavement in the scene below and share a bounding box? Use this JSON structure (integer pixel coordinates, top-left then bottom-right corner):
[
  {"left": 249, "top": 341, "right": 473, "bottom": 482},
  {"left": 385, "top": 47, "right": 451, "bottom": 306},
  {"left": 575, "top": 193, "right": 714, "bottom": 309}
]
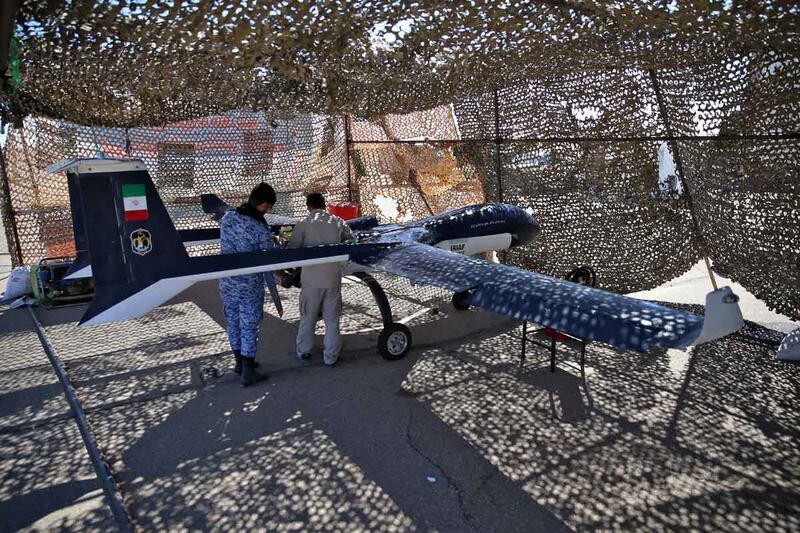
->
[{"left": 0, "top": 221, "right": 797, "bottom": 531}]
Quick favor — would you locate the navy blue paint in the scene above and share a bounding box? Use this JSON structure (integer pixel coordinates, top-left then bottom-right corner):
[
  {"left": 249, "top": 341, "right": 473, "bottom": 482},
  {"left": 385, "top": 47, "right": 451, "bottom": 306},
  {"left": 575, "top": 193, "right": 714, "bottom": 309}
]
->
[
  {"left": 79, "top": 174, "right": 133, "bottom": 288},
  {"left": 420, "top": 203, "right": 540, "bottom": 245},
  {"left": 66, "top": 172, "right": 88, "bottom": 253},
  {"left": 200, "top": 193, "right": 229, "bottom": 221},
  {"left": 64, "top": 172, "right": 90, "bottom": 278},
  {"left": 77, "top": 169, "right": 187, "bottom": 321},
  {"left": 351, "top": 271, "right": 393, "bottom": 325},
  {"left": 73, "top": 163, "right": 705, "bottom": 354},
  {"left": 344, "top": 215, "right": 379, "bottom": 231},
  {"left": 80, "top": 241, "right": 394, "bottom": 325},
  {"left": 354, "top": 203, "right": 540, "bottom": 249},
  {"left": 68, "top": 175, "right": 221, "bottom": 278},
  {"left": 65, "top": 251, "right": 91, "bottom": 277},
  {"left": 178, "top": 228, "right": 220, "bottom": 242}
]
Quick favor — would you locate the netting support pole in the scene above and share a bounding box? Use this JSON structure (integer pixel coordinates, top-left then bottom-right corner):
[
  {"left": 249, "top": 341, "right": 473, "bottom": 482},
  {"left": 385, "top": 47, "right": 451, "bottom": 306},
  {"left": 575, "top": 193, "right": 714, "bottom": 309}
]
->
[
  {"left": 0, "top": 141, "right": 23, "bottom": 266},
  {"left": 124, "top": 127, "right": 131, "bottom": 157},
  {"left": 346, "top": 133, "right": 798, "bottom": 144},
  {"left": 493, "top": 88, "right": 504, "bottom": 203},
  {"left": 649, "top": 69, "right": 718, "bottom": 291},
  {"left": 343, "top": 114, "right": 354, "bottom": 204}
]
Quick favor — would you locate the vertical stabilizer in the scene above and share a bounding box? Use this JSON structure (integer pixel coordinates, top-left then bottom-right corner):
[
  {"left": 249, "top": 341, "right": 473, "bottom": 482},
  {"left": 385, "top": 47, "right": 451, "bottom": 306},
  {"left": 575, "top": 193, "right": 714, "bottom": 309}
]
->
[{"left": 63, "top": 171, "right": 92, "bottom": 279}]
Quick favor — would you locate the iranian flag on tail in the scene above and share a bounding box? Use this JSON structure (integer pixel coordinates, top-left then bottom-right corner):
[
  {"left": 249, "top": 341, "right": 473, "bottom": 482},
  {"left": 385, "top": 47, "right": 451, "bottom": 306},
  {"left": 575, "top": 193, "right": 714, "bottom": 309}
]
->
[{"left": 122, "top": 184, "right": 148, "bottom": 221}]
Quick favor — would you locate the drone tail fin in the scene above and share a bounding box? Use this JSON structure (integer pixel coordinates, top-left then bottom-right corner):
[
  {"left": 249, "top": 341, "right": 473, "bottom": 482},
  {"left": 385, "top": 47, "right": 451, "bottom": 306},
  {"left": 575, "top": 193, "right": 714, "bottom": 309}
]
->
[
  {"left": 71, "top": 162, "right": 189, "bottom": 325},
  {"left": 60, "top": 171, "right": 93, "bottom": 279}
]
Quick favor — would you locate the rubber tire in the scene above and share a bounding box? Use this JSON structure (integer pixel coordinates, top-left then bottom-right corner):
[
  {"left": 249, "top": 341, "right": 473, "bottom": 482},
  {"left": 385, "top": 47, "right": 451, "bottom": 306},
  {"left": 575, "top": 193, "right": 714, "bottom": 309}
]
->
[
  {"left": 378, "top": 323, "right": 412, "bottom": 361},
  {"left": 452, "top": 290, "right": 471, "bottom": 311},
  {"left": 566, "top": 265, "right": 597, "bottom": 287}
]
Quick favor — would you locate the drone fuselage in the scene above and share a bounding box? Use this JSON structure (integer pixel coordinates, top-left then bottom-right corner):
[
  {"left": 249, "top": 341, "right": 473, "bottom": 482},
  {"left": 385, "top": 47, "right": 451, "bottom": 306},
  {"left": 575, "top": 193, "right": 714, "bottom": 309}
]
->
[{"left": 343, "top": 203, "right": 540, "bottom": 275}]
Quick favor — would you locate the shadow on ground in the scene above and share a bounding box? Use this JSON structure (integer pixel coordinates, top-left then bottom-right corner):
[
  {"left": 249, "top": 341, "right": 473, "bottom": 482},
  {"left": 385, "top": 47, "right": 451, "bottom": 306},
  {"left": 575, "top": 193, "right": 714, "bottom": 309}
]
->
[
  {"left": 0, "top": 303, "right": 116, "bottom": 531},
  {"left": 403, "top": 306, "right": 799, "bottom": 531},
  {"left": 1, "top": 280, "right": 798, "bottom": 531}
]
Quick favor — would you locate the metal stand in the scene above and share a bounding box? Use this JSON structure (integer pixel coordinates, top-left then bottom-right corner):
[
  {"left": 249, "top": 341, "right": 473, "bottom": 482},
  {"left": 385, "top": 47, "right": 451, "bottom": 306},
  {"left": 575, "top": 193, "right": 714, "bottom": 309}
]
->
[
  {"left": 520, "top": 322, "right": 587, "bottom": 372},
  {"left": 519, "top": 266, "right": 594, "bottom": 372}
]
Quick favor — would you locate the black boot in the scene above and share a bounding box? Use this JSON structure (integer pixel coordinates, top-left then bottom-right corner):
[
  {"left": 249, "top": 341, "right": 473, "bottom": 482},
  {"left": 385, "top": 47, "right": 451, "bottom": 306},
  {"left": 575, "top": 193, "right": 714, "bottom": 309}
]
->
[
  {"left": 241, "top": 357, "right": 268, "bottom": 387},
  {"left": 233, "top": 350, "right": 243, "bottom": 374},
  {"left": 234, "top": 350, "right": 259, "bottom": 375}
]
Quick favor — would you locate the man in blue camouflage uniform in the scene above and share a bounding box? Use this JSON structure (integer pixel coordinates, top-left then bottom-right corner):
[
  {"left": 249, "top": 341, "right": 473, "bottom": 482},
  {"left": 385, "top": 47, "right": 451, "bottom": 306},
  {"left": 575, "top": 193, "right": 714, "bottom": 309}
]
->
[{"left": 219, "top": 182, "right": 281, "bottom": 386}]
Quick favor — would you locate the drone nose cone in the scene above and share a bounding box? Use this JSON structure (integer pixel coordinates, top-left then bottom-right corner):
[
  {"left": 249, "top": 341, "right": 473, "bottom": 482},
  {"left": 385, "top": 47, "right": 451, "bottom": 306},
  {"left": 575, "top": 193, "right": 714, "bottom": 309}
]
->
[{"left": 511, "top": 209, "right": 541, "bottom": 247}]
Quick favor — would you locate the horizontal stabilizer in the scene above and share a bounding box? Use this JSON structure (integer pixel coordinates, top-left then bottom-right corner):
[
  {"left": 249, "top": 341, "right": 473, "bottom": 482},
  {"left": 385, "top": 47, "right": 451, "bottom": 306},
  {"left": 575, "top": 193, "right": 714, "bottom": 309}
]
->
[
  {"left": 178, "top": 228, "right": 220, "bottom": 246},
  {"left": 63, "top": 251, "right": 92, "bottom": 279},
  {"left": 346, "top": 215, "right": 380, "bottom": 231},
  {"left": 200, "top": 193, "right": 231, "bottom": 221},
  {"left": 80, "top": 243, "right": 395, "bottom": 326},
  {"left": 63, "top": 229, "right": 223, "bottom": 280}
]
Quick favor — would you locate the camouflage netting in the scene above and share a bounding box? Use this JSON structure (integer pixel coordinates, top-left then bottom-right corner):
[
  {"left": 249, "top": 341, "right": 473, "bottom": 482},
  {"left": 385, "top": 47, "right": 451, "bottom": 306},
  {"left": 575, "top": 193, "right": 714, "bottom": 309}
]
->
[{"left": 0, "top": 2, "right": 798, "bottom": 319}]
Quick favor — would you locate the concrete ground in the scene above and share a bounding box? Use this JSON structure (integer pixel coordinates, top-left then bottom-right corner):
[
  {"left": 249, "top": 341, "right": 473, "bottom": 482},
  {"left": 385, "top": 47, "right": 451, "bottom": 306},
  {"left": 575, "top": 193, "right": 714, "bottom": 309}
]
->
[
  {"left": 0, "top": 214, "right": 798, "bottom": 531},
  {"left": 0, "top": 217, "right": 116, "bottom": 531}
]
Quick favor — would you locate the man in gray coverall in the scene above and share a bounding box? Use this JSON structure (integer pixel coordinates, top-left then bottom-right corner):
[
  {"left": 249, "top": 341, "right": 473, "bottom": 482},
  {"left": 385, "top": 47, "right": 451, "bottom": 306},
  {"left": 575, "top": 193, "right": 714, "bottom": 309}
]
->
[{"left": 288, "top": 193, "right": 353, "bottom": 366}]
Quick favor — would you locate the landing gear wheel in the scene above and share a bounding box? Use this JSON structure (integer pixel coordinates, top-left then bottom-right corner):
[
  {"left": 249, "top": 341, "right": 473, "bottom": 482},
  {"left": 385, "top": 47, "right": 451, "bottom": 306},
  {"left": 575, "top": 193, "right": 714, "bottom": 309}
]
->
[
  {"left": 566, "top": 265, "right": 597, "bottom": 287},
  {"left": 378, "top": 323, "right": 412, "bottom": 361},
  {"left": 452, "top": 290, "right": 471, "bottom": 311}
]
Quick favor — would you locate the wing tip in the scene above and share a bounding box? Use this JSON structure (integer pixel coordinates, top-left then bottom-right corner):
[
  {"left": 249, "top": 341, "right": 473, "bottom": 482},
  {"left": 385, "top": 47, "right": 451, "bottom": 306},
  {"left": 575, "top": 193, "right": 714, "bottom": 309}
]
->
[{"left": 689, "top": 287, "right": 745, "bottom": 346}]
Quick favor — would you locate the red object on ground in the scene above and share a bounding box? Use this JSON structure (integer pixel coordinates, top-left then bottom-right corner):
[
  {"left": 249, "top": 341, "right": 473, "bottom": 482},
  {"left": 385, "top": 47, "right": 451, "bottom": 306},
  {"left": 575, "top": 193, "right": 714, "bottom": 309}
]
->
[
  {"left": 327, "top": 202, "right": 359, "bottom": 220},
  {"left": 543, "top": 328, "right": 568, "bottom": 342}
]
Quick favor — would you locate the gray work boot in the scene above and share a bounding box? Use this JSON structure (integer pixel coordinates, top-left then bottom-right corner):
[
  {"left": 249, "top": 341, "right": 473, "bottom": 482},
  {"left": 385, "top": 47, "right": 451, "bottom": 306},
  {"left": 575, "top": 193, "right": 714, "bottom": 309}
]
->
[{"left": 240, "top": 357, "right": 268, "bottom": 387}]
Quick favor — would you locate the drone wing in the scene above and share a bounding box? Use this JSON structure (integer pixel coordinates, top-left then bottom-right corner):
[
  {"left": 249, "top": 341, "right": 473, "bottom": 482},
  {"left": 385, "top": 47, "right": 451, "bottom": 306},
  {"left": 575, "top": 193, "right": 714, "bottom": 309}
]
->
[{"left": 354, "top": 243, "right": 743, "bottom": 352}]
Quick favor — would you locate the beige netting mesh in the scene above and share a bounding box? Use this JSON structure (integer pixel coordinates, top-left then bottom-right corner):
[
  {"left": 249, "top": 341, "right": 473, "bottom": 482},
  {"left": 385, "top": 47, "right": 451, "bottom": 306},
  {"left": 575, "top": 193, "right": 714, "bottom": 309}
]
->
[
  {"left": 0, "top": 2, "right": 797, "bottom": 319},
  {"left": 4, "top": 2, "right": 798, "bottom": 127},
  {"left": 2, "top": 111, "right": 352, "bottom": 260}
]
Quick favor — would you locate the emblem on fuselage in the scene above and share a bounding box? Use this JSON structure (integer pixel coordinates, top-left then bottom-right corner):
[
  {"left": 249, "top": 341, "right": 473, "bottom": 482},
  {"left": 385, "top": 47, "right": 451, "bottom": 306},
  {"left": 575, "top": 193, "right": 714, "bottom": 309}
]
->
[{"left": 130, "top": 228, "right": 152, "bottom": 256}]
